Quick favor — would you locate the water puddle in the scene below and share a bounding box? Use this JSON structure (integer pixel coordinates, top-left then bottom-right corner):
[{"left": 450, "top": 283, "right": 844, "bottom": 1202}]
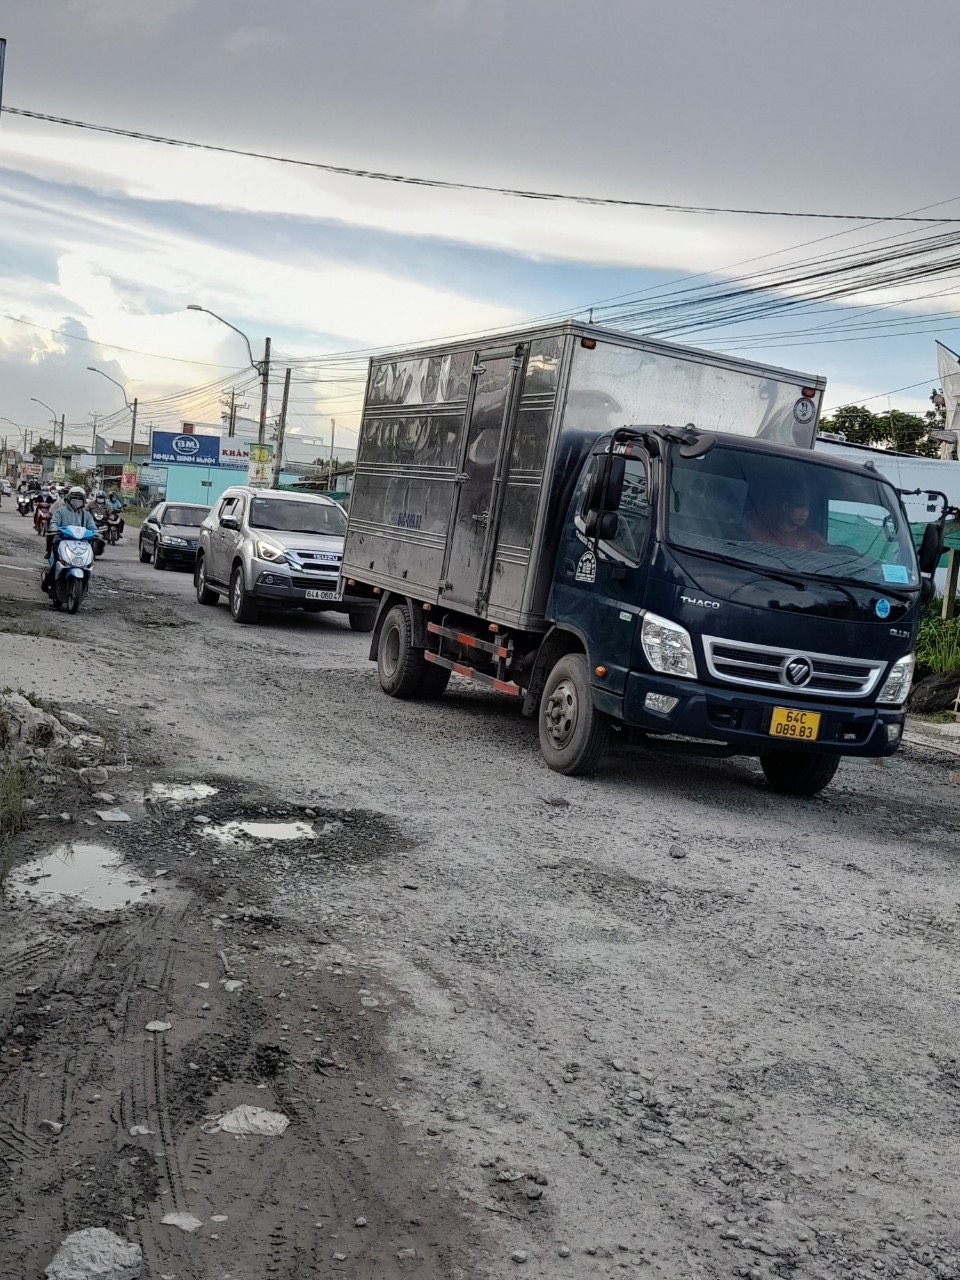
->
[
  {"left": 206, "top": 820, "right": 315, "bottom": 844},
  {"left": 150, "top": 782, "right": 219, "bottom": 803},
  {"left": 9, "top": 843, "right": 159, "bottom": 911}
]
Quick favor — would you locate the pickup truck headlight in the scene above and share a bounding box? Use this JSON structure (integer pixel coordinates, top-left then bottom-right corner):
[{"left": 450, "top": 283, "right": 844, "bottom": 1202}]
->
[
  {"left": 255, "top": 540, "right": 286, "bottom": 563},
  {"left": 877, "top": 654, "right": 915, "bottom": 706},
  {"left": 641, "top": 612, "right": 698, "bottom": 680}
]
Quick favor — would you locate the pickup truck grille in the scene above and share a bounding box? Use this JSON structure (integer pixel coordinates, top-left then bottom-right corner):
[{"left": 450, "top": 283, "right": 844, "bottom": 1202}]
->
[{"left": 702, "top": 636, "right": 885, "bottom": 699}]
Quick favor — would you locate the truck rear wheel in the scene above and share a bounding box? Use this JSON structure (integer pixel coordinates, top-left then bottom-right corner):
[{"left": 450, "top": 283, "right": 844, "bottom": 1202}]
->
[
  {"left": 760, "top": 750, "right": 840, "bottom": 796},
  {"left": 539, "top": 653, "right": 609, "bottom": 776},
  {"left": 377, "top": 603, "right": 429, "bottom": 698}
]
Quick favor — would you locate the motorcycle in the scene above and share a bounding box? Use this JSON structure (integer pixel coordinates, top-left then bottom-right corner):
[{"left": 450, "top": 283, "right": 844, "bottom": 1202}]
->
[
  {"left": 17, "top": 492, "right": 33, "bottom": 517},
  {"left": 104, "top": 511, "right": 122, "bottom": 545},
  {"left": 33, "top": 497, "right": 53, "bottom": 536},
  {"left": 42, "top": 526, "right": 96, "bottom": 614}
]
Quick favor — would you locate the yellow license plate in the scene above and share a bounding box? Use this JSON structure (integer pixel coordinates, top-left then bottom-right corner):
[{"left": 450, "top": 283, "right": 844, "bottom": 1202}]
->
[{"left": 769, "top": 706, "right": 821, "bottom": 741}]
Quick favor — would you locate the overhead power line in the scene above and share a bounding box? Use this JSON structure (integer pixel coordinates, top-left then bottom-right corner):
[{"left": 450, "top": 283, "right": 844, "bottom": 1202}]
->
[{"left": 5, "top": 104, "right": 960, "bottom": 224}]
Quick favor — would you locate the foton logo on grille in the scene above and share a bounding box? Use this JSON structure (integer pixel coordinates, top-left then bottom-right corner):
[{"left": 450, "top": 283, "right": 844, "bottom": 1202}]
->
[{"left": 781, "top": 656, "right": 813, "bottom": 687}]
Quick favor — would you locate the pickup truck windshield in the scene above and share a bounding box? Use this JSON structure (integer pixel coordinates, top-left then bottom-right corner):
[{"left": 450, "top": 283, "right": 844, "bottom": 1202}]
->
[
  {"left": 666, "top": 442, "right": 919, "bottom": 588},
  {"left": 249, "top": 498, "right": 346, "bottom": 537}
]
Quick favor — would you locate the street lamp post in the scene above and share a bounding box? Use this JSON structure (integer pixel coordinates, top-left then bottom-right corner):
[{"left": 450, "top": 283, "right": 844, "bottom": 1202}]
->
[
  {"left": 30, "top": 398, "right": 65, "bottom": 471},
  {"left": 0, "top": 416, "right": 31, "bottom": 459},
  {"left": 87, "top": 368, "right": 139, "bottom": 462},
  {"left": 187, "top": 305, "right": 271, "bottom": 444}
]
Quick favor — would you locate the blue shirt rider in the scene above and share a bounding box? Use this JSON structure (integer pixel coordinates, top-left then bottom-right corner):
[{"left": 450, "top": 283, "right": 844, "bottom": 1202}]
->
[{"left": 44, "top": 487, "right": 98, "bottom": 597}]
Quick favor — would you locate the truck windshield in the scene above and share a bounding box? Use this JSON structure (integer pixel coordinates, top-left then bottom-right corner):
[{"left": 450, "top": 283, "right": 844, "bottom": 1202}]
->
[
  {"left": 666, "top": 443, "right": 919, "bottom": 588},
  {"left": 249, "top": 498, "right": 346, "bottom": 537}
]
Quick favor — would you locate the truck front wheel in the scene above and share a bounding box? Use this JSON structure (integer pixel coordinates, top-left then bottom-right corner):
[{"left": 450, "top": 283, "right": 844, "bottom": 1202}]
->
[
  {"left": 760, "top": 750, "right": 840, "bottom": 797},
  {"left": 377, "top": 603, "right": 429, "bottom": 698},
  {"left": 539, "top": 653, "right": 609, "bottom": 776}
]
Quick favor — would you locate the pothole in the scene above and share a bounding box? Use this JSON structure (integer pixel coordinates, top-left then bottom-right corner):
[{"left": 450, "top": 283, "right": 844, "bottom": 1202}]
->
[
  {"left": 205, "top": 819, "right": 318, "bottom": 843},
  {"left": 149, "top": 782, "right": 219, "bottom": 803},
  {"left": 9, "top": 842, "right": 164, "bottom": 910}
]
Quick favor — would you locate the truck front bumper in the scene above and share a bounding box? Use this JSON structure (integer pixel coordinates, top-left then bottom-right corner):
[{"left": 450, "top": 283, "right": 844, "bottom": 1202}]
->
[{"left": 597, "top": 672, "right": 904, "bottom": 758}]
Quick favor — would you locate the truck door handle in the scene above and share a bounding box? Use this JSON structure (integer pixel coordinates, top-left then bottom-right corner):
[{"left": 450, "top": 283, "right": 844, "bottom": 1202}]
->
[{"left": 472, "top": 511, "right": 489, "bottom": 527}]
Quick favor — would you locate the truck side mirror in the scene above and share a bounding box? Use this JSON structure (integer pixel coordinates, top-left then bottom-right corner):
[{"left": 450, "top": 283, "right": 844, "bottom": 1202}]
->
[
  {"left": 585, "top": 455, "right": 626, "bottom": 523},
  {"left": 918, "top": 522, "right": 943, "bottom": 575},
  {"left": 584, "top": 510, "right": 619, "bottom": 540}
]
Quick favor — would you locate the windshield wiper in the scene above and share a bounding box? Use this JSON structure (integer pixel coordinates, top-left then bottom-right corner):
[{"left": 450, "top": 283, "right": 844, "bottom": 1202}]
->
[{"left": 671, "top": 541, "right": 807, "bottom": 590}]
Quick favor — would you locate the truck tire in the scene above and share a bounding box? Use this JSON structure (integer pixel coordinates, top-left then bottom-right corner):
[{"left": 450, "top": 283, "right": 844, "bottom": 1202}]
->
[
  {"left": 760, "top": 750, "right": 840, "bottom": 797},
  {"left": 538, "top": 653, "right": 609, "bottom": 776},
  {"left": 377, "top": 603, "right": 429, "bottom": 698}
]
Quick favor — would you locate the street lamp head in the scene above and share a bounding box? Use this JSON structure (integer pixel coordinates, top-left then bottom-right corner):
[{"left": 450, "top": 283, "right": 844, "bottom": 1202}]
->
[
  {"left": 187, "top": 304, "right": 203, "bottom": 312},
  {"left": 87, "top": 366, "right": 98, "bottom": 372}
]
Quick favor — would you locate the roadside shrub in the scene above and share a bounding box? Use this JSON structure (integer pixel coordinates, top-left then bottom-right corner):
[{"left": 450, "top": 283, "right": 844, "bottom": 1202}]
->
[{"left": 915, "top": 599, "right": 960, "bottom": 678}]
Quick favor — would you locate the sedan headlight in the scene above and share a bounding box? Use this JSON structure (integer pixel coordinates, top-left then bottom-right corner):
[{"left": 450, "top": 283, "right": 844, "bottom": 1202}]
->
[
  {"left": 256, "top": 540, "right": 286, "bottom": 563},
  {"left": 161, "top": 535, "right": 188, "bottom": 547},
  {"left": 641, "top": 612, "right": 698, "bottom": 680},
  {"left": 877, "top": 654, "right": 915, "bottom": 706}
]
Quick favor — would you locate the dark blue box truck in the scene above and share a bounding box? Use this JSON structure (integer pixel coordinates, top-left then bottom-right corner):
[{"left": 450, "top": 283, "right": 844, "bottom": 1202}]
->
[{"left": 340, "top": 323, "right": 941, "bottom": 795}]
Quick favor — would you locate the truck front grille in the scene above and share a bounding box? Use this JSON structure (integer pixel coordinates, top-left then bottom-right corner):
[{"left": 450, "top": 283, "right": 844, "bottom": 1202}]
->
[{"left": 702, "top": 636, "right": 885, "bottom": 699}]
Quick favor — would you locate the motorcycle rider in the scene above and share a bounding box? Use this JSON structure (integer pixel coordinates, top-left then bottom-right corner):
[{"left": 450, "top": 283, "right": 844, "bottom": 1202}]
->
[
  {"left": 107, "top": 489, "right": 126, "bottom": 534},
  {"left": 89, "top": 489, "right": 110, "bottom": 522},
  {"left": 42, "top": 486, "right": 98, "bottom": 599}
]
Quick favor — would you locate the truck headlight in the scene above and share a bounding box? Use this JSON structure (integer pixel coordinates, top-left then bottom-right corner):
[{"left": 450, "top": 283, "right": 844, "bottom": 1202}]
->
[
  {"left": 641, "top": 612, "right": 698, "bottom": 680},
  {"left": 256, "top": 540, "right": 286, "bottom": 563},
  {"left": 877, "top": 655, "right": 915, "bottom": 706}
]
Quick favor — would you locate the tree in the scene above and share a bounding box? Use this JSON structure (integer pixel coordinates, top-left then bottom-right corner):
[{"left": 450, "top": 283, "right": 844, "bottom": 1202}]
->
[
  {"left": 818, "top": 405, "right": 939, "bottom": 458},
  {"left": 30, "top": 437, "right": 80, "bottom": 462}
]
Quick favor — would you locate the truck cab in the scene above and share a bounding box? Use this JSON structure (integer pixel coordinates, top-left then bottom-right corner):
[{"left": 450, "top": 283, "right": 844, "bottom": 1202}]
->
[{"left": 540, "top": 425, "right": 930, "bottom": 791}]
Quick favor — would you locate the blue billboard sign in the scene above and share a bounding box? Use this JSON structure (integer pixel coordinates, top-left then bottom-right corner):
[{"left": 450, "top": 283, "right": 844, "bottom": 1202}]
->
[{"left": 150, "top": 431, "right": 221, "bottom": 467}]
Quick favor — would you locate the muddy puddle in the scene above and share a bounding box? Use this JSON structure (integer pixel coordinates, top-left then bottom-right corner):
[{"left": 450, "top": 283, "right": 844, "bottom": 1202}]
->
[
  {"left": 9, "top": 843, "right": 163, "bottom": 910},
  {"left": 149, "top": 781, "right": 219, "bottom": 803},
  {"left": 206, "top": 819, "right": 317, "bottom": 843}
]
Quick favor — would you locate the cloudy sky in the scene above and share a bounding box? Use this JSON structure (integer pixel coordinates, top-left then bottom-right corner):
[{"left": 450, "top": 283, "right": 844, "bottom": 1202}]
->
[{"left": 2, "top": 0, "right": 959, "bottom": 463}]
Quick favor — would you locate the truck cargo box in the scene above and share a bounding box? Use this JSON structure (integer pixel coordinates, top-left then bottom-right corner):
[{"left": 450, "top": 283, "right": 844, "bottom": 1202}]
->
[{"left": 342, "top": 322, "right": 825, "bottom": 630}]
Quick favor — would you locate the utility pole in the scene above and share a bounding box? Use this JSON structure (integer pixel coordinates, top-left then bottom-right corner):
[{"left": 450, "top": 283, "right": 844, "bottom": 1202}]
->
[
  {"left": 228, "top": 388, "right": 236, "bottom": 438},
  {"left": 257, "top": 337, "right": 271, "bottom": 444},
  {"left": 59, "top": 415, "right": 65, "bottom": 460},
  {"left": 272, "top": 368, "right": 291, "bottom": 489},
  {"left": 127, "top": 398, "right": 139, "bottom": 462},
  {"left": 90, "top": 411, "right": 99, "bottom": 457},
  {"left": 328, "top": 419, "right": 335, "bottom": 491}
]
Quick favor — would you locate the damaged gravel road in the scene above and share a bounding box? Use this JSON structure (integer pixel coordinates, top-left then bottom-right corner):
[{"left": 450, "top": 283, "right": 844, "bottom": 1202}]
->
[{"left": 1, "top": 507, "right": 960, "bottom": 1280}]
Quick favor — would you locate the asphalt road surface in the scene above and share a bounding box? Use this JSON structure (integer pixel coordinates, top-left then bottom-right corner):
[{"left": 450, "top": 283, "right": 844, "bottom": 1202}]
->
[{"left": 1, "top": 504, "right": 959, "bottom": 1280}]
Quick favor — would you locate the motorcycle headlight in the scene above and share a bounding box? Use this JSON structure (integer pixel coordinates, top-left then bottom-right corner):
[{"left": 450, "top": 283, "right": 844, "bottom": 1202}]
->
[
  {"left": 640, "top": 612, "right": 698, "bottom": 680},
  {"left": 877, "top": 654, "right": 915, "bottom": 706},
  {"left": 256, "top": 540, "right": 286, "bottom": 563}
]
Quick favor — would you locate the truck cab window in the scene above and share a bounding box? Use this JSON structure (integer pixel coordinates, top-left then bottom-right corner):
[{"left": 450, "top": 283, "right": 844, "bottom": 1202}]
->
[{"left": 578, "top": 457, "right": 651, "bottom": 565}]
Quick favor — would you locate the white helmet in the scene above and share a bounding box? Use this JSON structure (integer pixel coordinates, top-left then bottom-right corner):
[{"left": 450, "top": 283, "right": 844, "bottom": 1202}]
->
[{"left": 67, "top": 485, "right": 86, "bottom": 511}]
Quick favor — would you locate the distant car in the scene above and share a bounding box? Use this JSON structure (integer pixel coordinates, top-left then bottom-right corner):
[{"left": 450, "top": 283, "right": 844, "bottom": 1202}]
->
[
  {"left": 0, "top": 480, "right": 11, "bottom": 496},
  {"left": 139, "top": 502, "right": 210, "bottom": 570},
  {"left": 194, "top": 486, "right": 374, "bottom": 629}
]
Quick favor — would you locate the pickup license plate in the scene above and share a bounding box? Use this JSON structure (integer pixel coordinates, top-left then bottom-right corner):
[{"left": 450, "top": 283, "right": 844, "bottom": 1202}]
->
[
  {"left": 769, "top": 706, "right": 821, "bottom": 741},
  {"left": 305, "top": 589, "right": 337, "bottom": 601}
]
